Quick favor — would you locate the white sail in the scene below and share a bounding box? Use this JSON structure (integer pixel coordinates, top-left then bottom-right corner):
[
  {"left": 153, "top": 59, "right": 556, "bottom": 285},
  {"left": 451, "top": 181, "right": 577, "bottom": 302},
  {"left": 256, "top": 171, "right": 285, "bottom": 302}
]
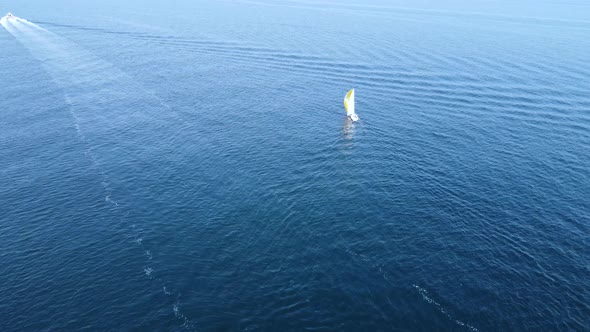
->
[
  {"left": 344, "top": 88, "right": 355, "bottom": 116},
  {"left": 344, "top": 88, "right": 359, "bottom": 121}
]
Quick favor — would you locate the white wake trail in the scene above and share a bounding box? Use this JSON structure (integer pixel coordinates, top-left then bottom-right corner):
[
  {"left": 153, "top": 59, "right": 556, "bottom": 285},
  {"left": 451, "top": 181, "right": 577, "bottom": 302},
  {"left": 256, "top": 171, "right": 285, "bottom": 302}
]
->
[
  {"left": 15, "top": 17, "right": 49, "bottom": 31},
  {"left": 414, "top": 285, "right": 479, "bottom": 332},
  {"left": 0, "top": 17, "right": 18, "bottom": 35},
  {"left": 2, "top": 16, "right": 195, "bottom": 330}
]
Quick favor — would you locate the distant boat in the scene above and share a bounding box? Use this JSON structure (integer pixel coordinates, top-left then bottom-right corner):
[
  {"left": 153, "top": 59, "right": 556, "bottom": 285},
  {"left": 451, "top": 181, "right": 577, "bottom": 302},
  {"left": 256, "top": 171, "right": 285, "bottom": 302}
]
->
[
  {"left": 344, "top": 88, "right": 359, "bottom": 122},
  {"left": 5, "top": 12, "right": 14, "bottom": 19}
]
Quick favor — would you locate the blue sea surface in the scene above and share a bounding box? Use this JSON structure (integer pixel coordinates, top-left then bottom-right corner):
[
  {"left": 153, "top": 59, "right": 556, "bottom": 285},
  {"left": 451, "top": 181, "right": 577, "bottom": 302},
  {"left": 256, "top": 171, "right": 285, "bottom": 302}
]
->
[{"left": 1, "top": 0, "right": 589, "bottom": 330}]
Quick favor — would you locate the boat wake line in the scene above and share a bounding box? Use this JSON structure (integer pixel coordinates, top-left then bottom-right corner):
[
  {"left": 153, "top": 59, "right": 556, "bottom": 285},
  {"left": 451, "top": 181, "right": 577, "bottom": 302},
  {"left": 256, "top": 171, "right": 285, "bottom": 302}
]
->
[
  {"left": 344, "top": 247, "right": 478, "bottom": 331},
  {"left": 414, "top": 285, "right": 479, "bottom": 332},
  {"left": 1, "top": 15, "right": 195, "bottom": 330}
]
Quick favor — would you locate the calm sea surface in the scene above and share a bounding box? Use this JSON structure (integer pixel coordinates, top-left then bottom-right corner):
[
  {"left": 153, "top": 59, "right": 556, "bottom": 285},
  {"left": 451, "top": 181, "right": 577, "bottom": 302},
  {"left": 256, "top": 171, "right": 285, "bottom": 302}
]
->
[{"left": 1, "top": 0, "right": 589, "bottom": 330}]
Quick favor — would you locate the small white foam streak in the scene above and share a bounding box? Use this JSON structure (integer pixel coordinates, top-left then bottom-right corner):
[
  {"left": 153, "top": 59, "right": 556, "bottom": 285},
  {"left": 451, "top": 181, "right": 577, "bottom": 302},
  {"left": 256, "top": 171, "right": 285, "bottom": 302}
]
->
[
  {"left": 144, "top": 267, "right": 154, "bottom": 277},
  {"left": 414, "top": 285, "right": 478, "bottom": 332},
  {"left": 105, "top": 195, "right": 119, "bottom": 206},
  {"left": 173, "top": 301, "right": 194, "bottom": 329}
]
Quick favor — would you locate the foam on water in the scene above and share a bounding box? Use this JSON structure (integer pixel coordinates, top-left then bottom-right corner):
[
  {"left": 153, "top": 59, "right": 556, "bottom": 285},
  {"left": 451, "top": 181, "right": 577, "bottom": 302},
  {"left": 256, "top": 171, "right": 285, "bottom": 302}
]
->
[
  {"left": 343, "top": 245, "right": 479, "bottom": 331},
  {"left": 2, "top": 16, "right": 194, "bottom": 330},
  {"left": 414, "top": 285, "right": 479, "bottom": 332},
  {"left": 144, "top": 267, "right": 154, "bottom": 277}
]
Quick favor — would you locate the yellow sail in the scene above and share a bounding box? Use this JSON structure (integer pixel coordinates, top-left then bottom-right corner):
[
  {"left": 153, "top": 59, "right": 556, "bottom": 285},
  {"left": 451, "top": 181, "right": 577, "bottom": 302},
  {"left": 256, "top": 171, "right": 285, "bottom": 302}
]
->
[{"left": 344, "top": 88, "right": 355, "bottom": 116}]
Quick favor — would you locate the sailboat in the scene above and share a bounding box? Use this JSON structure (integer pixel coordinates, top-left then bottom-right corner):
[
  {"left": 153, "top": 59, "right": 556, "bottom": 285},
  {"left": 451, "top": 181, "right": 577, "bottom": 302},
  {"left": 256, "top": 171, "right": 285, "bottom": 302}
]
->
[{"left": 344, "top": 88, "right": 359, "bottom": 122}]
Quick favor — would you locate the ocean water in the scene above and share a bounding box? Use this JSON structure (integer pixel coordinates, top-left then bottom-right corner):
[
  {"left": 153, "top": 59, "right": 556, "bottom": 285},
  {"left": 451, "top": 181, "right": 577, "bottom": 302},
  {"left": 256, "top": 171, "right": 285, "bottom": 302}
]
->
[{"left": 1, "top": 0, "right": 589, "bottom": 330}]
